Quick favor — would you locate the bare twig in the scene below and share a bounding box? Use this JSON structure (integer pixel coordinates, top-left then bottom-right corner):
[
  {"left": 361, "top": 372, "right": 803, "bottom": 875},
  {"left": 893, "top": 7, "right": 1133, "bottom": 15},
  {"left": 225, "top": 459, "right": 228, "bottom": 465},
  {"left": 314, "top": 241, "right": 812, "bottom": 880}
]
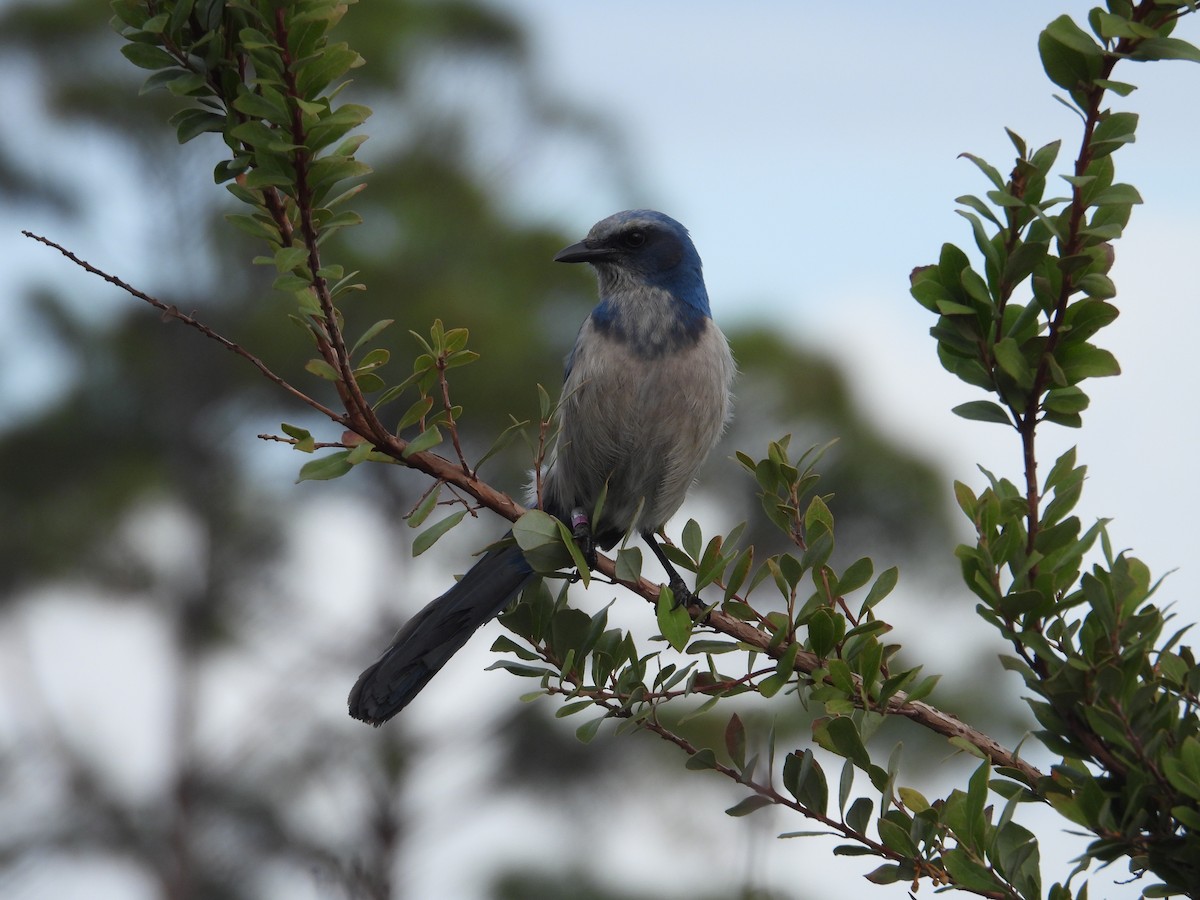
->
[
  {"left": 436, "top": 355, "right": 471, "bottom": 476},
  {"left": 21, "top": 231, "right": 347, "bottom": 425},
  {"left": 258, "top": 433, "right": 351, "bottom": 450}
]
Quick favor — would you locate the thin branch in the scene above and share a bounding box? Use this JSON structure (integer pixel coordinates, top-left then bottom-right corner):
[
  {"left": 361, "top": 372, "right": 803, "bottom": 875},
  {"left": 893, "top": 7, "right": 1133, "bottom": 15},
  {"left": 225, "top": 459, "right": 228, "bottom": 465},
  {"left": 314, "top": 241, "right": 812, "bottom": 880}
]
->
[
  {"left": 436, "top": 354, "right": 471, "bottom": 477},
  {"left": 258, "top": 433, "right": 351, "bottom": 450},
  {"left": 21, "top": 231, "right": 347, "bottom": 425},
  {"left": 633, "top": 716, "right": 987, "bottom": 896},
  {"left": 590, "top": 553, "right": 1048, "bottom": 787}
]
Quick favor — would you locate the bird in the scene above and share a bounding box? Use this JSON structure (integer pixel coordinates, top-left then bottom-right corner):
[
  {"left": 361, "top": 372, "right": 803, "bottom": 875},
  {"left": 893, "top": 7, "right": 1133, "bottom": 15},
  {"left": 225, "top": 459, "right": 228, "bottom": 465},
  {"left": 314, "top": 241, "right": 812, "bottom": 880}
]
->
[{"left": 348, "top": 209, "right": 735, "bottom": 725}]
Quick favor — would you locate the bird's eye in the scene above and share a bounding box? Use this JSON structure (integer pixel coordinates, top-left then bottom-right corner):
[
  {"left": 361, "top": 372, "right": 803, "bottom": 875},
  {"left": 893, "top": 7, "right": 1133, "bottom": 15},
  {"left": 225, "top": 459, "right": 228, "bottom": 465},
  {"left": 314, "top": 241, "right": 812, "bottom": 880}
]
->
[{"left": 623, "top": 230, "right": 647, "bottom": 249}]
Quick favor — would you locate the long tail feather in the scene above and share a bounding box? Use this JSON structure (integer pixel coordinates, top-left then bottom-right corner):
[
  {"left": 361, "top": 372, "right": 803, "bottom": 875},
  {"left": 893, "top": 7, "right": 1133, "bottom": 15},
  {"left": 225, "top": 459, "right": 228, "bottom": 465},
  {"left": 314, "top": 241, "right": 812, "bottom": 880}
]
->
[{"left": 348, "top": 539, "right": 532, "bottom": 725}]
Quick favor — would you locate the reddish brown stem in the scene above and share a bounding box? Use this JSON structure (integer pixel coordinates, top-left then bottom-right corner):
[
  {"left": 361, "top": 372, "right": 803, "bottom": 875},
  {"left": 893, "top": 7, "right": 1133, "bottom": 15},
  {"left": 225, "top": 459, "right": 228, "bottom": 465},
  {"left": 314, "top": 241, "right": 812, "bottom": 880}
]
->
[{"left": 271, "top": 9, "right": 379, "bottom": 442}]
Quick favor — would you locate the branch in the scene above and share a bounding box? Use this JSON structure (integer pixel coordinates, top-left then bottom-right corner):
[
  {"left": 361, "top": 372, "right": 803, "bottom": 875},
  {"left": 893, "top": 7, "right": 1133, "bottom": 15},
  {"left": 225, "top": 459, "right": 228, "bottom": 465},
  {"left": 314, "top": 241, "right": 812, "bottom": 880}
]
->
[
  {"left": 21, "top": 231, "right": 348, "bottom": 425},
  {"left": 272, "top": 9, "right": 378, "bottom": 441},
  {"left": 25, "top": 227, "right": 1043, "bottom": 790}
]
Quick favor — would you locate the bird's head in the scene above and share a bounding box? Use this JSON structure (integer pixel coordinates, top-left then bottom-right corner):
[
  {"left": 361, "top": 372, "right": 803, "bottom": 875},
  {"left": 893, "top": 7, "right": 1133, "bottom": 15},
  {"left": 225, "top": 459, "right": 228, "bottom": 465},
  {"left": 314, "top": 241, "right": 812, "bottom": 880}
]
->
[{"left": 554, "top": 209, "right": 710, "bottom": 317}]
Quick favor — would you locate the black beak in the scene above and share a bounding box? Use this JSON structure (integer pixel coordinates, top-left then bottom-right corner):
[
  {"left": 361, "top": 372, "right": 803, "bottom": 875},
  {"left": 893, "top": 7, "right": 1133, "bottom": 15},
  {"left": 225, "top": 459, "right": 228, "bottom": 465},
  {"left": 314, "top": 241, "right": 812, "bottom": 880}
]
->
[{"left": 554, "top": 239, "right": 615, "bottom": 264}]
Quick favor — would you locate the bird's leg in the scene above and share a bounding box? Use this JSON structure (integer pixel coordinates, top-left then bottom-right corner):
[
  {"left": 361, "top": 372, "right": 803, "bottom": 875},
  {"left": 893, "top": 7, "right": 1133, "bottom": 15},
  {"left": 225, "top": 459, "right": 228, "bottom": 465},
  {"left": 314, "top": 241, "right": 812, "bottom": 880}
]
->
[
  {"left": 570, "top": 507, "right": 597, "bottom": 569},
  {"left": 642, "top": 530, "right": 699, "bottom": 608}
]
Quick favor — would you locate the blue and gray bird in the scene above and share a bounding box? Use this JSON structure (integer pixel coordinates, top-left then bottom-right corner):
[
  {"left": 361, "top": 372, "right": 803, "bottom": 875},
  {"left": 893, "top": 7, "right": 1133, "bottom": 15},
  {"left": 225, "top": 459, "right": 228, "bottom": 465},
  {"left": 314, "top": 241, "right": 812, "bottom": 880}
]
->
[{"left": 349, "top": 210, "right": 735, "bottom": 725}]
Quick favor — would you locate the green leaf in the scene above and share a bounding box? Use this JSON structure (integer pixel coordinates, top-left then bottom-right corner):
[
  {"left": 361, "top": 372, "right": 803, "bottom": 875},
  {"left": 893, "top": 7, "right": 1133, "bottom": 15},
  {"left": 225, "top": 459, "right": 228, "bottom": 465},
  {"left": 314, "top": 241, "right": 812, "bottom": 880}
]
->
[
  {"left": 959, "top": 153, "right": 1006, "bottom": 191},
  {"left": 512, "top": 509, "right": 562, "bottom": 547},
  {"left": 555, "top": 518, "right": 591, "bottom": 587},
  {"left": 171, "top": 107, "right": 226, "bottom": 144},
  {"left": 864, "top": 865, "right": 908, "bottom": 885},
  {"left": 807, "top": 608, "right": 836, "bottom": 658},
  {"left": 783, "top": 749, "right": 828, "bottom": 814},
  {"left": 862, "top": 567, "right": 899, "bottom": 610},
  {"left": 1131, "top": 36, "right": 1200, "bottom": 63},
  {"left": 111, "top": 1, "right": 152, "bottom": 28},
  {"left": 905, "top": 673, "right": 940, "bottom": 703},
  {"left": 1039, "top": 16, "right": 1103, "bottom": 94},
  {"left": 800, "top": 529, "right": 834, "bottom": 573},
  {"left": 308, "top": 155, "right": 373, "bottom": 193},
  {"left": 355, "top": 347, "right": 390, "bottom": 371},
  {"left": 1093, "top": 77, "right": 1137, "bottom": 96},
  {"left": 898, "top": 787, "right": 930, "bottom": 813},
  {"left": 615, "top": 546, "right": 643, "bottom": 583},
  {"left": 993, "top": 337, "right": 1033, "bottom": 387},
  {"left": 656, "top": 586, "right": 693, "bottom": 652},
  {"left": 225, "top": 213, "right": 280, "bottom": 242},
  {"left": 554, "top": 700, "right": 593, "bottom": 718},
  {"left": 1043, "top": 386, "right": 1089, "bottom": 415},
  {"left": 280, "top": 422, "right": 315, "bottom": 453},
  {"left": 411, "top": 510, "right": 467, "bottom": 557},
  {"left": 836, "top": 557, "right": 873, "bottom": 595},
  {"left": 844, "top": 796, "right": 873, "bottom": 835},
  {"left": 401, "top": 425, "right": 442, "bottom": 458},
  {"left": 484, "top": 659, "right": 553, "bottom": 679},
  {"left": 296, "top": 450, "right": 352, "bottom": 482},
  {"left": 942, "top": 848, "right": 1001, "bottom": 893},
  {"left": 345, "top": 440, "right": 373, "bottom": 465},
  {"left": 686, "top": 641, "right": 738, "bottom": 659},
  {"left": 1090, "top": 111, "right": 1138, "bottom": 158},
  {"left": 397, "top": 396, "right": 433, "bottom": 432},
  {"left": 804, "top": 495, "right": 835, "bottom": 535},
  {"left": 139, "top": 67, "right": 201, "bottom": 96},
  {"left": 723, "top": 599, "right": 757, "bottom": 621},
  {"left": 575, "top": 715, "right": 606, "bottom": 744},
  {"left": 315, "top": 209, "right": 364, "bottom": 242},
  {"left": 1092, "top": 10, "right": 1157, "bottom": 40},
  {"left": 1045, "top": 13, "right": 1105, "bottom": 57},
  {"left": 407, "top": 486, "right": 441, "bottom": 528},
  {"left": 295, "top": 44, "right": 365, "bottom": 97},
  {"left": 877, "top": 815, "right": 918, "bottom": 856},
  {"left": 120, "top": 41, "right": 176, "bottom": 70},
  {"left": 232, "top": 87, "right": 290, "bottom": 125},
  {"left": 1091, "top": 182, "right": 1142, "bottom": 208},
  {"left": 302, "top": 357, "right": 340, "bottom": 381},
  {"left": 682, "top": 518, "right": 702, "bottom": 561},
  {"left": 352, "top": 319, "right": 395, "bottom": 356},
  {"left": 952, "top": 400, "right": 1012, "bottom": 426},
  {"left": 725, "top": 795, "right": 773, "bottom": 817},
  {"left": 1076, "top": 272, "right": 1116, "bottom": 299},
  {"left": 837, "top": 758, "right": 854, "bottom": 814},
  {"left": 685, "top": 747, "right": 718, "bottom": 770},
  {"left": 813, "top": 716, "right": 871, "bottom": 770},
  {"left": 1056, "top": 343, "right": 1120, "bottom": 382},
  {"left": 273, "top": 245, "right": 309, "bottom": 274}
]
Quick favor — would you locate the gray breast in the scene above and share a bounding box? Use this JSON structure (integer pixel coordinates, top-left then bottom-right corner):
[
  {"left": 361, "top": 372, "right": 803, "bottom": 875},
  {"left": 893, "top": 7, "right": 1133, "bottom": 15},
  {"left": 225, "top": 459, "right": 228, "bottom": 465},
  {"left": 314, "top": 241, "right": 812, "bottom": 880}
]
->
[{"left": 542, "top": 317, "right": 734, "bottom": 545}]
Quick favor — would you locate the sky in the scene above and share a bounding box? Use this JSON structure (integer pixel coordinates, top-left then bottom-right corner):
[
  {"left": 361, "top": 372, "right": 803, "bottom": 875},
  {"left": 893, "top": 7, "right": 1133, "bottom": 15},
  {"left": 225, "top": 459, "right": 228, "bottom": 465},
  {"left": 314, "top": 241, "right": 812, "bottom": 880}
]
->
[{"left": 4, "top": 2, "right": 1200, "bottom": 899}]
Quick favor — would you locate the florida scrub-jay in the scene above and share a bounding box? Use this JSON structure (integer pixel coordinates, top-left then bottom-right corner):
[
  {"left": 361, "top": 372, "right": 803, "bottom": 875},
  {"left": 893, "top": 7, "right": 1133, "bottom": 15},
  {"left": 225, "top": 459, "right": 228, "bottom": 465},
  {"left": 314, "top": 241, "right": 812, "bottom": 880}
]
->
[{"left": 349, "top": 210, "right": 735, "bottom": 725}]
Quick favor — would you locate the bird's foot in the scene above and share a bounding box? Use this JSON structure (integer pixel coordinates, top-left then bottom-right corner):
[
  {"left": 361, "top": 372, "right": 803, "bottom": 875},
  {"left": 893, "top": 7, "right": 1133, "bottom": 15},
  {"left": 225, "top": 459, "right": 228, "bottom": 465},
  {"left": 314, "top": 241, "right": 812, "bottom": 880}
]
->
[
  {"left": 570, "top": 507, "right": 597, "bottom": 569},
  {"left": 668, "top": 576, "right": 700, "bottom": 610}
]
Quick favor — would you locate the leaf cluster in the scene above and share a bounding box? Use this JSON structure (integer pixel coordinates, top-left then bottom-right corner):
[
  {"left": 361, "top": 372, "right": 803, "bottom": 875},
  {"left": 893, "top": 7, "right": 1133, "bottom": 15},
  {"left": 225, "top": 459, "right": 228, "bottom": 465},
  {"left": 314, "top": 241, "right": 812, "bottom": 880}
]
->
[
  {"left": 492, "top": 439, "right": 1037, "bottom": 892},
  {"left": 912, "top": 3, "right": 1200, "bottom": 894}
]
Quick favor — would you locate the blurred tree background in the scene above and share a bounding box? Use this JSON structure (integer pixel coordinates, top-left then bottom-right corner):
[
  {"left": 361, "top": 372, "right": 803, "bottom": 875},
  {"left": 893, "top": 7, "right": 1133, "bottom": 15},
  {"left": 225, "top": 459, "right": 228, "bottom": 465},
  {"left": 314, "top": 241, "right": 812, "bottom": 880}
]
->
[{"left": 0, "top": 1, "right": 969, "bottom": 898}]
